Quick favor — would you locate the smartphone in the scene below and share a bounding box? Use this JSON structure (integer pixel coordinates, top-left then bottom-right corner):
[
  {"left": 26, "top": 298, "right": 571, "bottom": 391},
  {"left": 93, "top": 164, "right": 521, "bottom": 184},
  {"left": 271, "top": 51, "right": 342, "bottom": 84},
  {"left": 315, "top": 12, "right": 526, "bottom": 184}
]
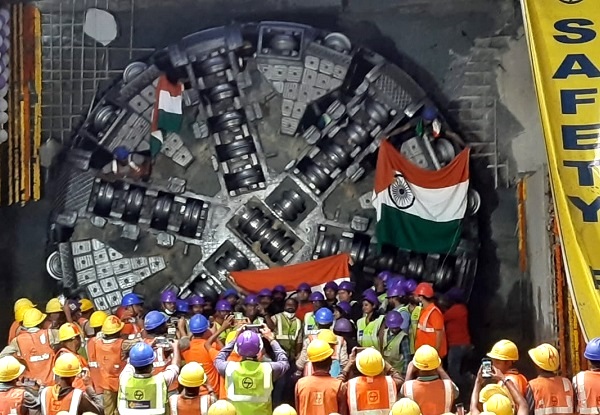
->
[
  {"left": 234, "top": 312, "right": 244, "bottom": 321},
  {"left": 245, "top": 324, "right": 264, "bottom": 332},
  {"left": 481, "top": 358, "right": 493, "bottom": 378}
]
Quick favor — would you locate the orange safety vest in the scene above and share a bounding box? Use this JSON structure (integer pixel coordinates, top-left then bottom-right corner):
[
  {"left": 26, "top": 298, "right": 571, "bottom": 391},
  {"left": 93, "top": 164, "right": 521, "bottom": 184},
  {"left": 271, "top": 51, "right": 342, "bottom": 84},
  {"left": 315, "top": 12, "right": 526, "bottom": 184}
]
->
[
  {"left": 574, "top": 371, "right": 600, "bottom": 414},
  {"left": 505, "top": 369, "right": 529, "bottom": 396},
  {"left": 94, "top": 337, "right": 125, "bottom": 392},
  {"left": 121, "top": 318, "right": 141, "bottom": 336},
  {"left": 347, "top": 375, "right": 397, "bottom": 415},
  {"left": 15, "top": 330, "right": 55, "bottom": 386},
  {"left": 0, "top": 387, "right": 26, "bottom": 415},
  {"left": 169, "top": 393, "right": 215, "bottom": 415},
  {"left": 528, "top": 376, "right": 574, "bottom": 415},
  {"left": 415, "top": 304, "right": 447, "bottom": 358},
  {"left": 296, "top": 374, "right": 343, "bottom": 415},
  {"left": 181, "top": 339, "right": 220, "bottom": 394},
  {"left": 40, "top": 387, "right": 83, "bottom": 415},
  {"left": 402, "top": 378, "right": 454, "bottom": 415},
  {"left": 304, "top": 335, "right": 344, "bottom": 376},
  {"left": 51, "top": 349, "right": 89, "bottom": 391},
  {"left": 8, "top": 321, "right": 22, "bottom": 344},
  {"left": 218, "top": 353, "right": 242, "bottom": 399},
  {"left": 85, "top": 337, "right": 103, "bottom": 394}
]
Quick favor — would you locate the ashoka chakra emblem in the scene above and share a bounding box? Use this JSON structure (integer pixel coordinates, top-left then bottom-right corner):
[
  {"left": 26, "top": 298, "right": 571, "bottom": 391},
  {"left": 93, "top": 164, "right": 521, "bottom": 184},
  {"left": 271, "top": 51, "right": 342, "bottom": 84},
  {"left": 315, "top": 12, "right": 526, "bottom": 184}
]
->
[{"left": 388, "top": 174, "right": 415, "bottom": 209}]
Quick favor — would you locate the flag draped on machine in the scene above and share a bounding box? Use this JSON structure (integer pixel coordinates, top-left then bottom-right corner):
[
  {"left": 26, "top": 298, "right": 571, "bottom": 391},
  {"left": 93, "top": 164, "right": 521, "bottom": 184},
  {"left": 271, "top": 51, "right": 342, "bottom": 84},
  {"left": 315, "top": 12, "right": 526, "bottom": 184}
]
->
[
  {"left": 372, "top": 140, "right": 470, "bottom": 254},
  {"left": 149, "top": 75, "right": 184, "bottom": 157}
]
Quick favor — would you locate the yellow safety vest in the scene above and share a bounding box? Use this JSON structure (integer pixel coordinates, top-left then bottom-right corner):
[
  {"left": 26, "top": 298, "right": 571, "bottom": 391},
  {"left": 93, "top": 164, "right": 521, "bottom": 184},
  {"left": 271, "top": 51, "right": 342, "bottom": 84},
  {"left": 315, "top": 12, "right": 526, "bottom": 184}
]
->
[
  {"left": 357, "top": 315, "right": 384, "bottom": 350},
  {"left": 409, "top": 306, "right": 421, "bottom": 354},
  {"left": 225, "top": 360, "right": 273, "bottom": 415},
  {"left": 118, "top": 373, "right": 168, "bottom": 415}
]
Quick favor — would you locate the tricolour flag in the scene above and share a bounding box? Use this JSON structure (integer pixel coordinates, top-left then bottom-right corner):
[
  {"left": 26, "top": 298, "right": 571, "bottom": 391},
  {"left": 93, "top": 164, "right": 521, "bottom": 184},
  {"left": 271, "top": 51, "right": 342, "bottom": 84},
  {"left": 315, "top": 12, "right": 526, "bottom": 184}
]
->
[
  {"left": 372, "top": 140, "right": 470, "bottom": 254},
  {"left": 151, "top": 75, "right": 184, "bottom": 134}
]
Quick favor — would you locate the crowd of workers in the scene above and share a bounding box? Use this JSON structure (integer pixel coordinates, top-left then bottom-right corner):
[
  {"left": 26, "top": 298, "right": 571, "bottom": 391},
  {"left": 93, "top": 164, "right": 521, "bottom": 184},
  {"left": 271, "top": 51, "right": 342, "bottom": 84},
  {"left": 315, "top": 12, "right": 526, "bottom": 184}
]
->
[{"left": 0, "top": 272, "right": 595, "bottom": 415}]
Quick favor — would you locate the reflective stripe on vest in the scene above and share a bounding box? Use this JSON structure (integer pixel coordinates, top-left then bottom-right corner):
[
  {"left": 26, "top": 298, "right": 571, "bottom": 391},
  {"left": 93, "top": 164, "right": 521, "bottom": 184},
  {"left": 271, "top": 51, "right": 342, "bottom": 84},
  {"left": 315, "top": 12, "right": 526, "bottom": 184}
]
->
[
  {"left": 40, "top": 387, "right": 83, "bottom": 415},
  {"left": 417, "top": 306, "right": 436, "bottom": 333},
  {"left": 347, "top": 376, "right": 396, "bottom": 415},
  {"left": 357, "top": 316, "right": 382, "bottom": 349},
  {"left": 225, "top": 361, "right": 273, "bottom": 403},
  {"left": 531, "top": 377, "right": 573, "bottom": 415},
  {"left": 118, "top": 374, "right": 166, "bottom": 415},
  {"left": 576, "top": 372, "right": 600, "bottom": 415},
  {"left": 403, "top": 379, "right": 454, "bottom": 413},
  {"left": 304, "top": 313, "right": 317, "bottom": 336},
  {"left": 169, "top": 394, "right": 212, "bottom": 415},
  {"left": 0, "top": 387, "right": 26, "bottom": 415},
  {"left": 275, "top": 314, "right": 301, "bottom": 342},
  {"left": 383, "top": 329, "right": 407, "bottom": 373}
]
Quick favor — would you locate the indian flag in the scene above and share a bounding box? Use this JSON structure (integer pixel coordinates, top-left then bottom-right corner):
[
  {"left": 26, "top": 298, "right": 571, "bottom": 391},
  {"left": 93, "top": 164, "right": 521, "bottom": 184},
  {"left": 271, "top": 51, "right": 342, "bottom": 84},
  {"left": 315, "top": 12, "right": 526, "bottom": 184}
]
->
[
  {"left": 372, "top": 140, "right": 470, "bottom": 254},
  {"left": 151, "top": 75, "right": 184, "bottom": 134}
]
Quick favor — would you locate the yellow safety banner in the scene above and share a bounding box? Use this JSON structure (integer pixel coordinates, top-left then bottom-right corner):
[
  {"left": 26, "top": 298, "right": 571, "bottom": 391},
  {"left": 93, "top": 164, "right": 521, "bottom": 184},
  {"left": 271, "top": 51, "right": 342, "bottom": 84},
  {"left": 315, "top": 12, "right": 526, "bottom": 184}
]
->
[{"left": 521, "top": 0, "right": 600, "bottom": 340}]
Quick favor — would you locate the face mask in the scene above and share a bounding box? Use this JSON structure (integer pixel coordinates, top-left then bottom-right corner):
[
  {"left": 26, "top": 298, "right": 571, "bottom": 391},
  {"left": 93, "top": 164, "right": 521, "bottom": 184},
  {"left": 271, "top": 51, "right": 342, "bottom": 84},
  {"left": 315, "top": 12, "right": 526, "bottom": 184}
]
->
[
  {"left": 164, "top": 308, "right": 174, "bottom": 316},
  {"left": 283, "top": 311, "right": 295, "bottom": 319}
]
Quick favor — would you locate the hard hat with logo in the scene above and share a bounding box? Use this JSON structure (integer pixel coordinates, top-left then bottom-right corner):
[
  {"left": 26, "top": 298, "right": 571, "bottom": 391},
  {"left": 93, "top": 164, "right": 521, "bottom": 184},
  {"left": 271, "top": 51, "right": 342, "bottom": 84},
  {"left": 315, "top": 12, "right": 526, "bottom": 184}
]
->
[
  {"left": 317, "top": 329, "right": 338, "bottom": 345},
  {"left": 0, "top": 356, "right": 26, "bottom": 382},
  {"left": 79, "top": 298, "right": 94, "bottom": 313},
  {"left": 315, "top": 307, "right": 334, "bottom": 325},
  {"left": 53, "top": 353, "right": 82, "bottom": 377},
  {"left": 23, "top": 308, "right": 47, "bottom": 328},
  {"left": 160, "top": 290, "right": 177, "bottom": 303},
  {"left": 483, "top": 394, "right": 514, "bottom": 415},
  {"left": 188, "top": 295, "right": 205, "bottom": 306},
  {"left": 89, "top": 311, "right": 108, "bottom": 329},
  {"left": 58, "top": 323, "right": 81, "bottom": 342},
  {"left": 413, "top": 282, "right": 434, "bottom": 298},
  {"left": 390, "top": 398, "right": 422, "bottom": 415},
  {"left": 307, "top": 339, "right": 334, "bottom": 363},
  {"left": 273, "top": 404, "right": 297, "bottom": 415},
  {"left": 356, "top": 348, "right": 385, "bottom": 377},
  {"left": 215, "top": 300, "right": 232, "bottom": 312},
  {"left": 102, "top": 315, "right": 125, "bottom": 335},
  {"left": 584, "top": 337, "right": 600, "bottom": 361},
  {"left": 487, "top": 339, "right": 519, "bottom": 361},
  {"left": 236, "top": 331, "right": 262, "bottom": 357},
  {"left": 189, "top": 314, "right": 209, "bottom": 335},
  {"left": 528, "top": 343, "right": 560, "bottom": 372},
  {"left": 413, "top": 345, "right": 441, "bottom": 371},
  {"left": 309, "top": 292, "right": 325, "bottom": 302},
  {"left": 121, "top": 293, "right": 143, "bottom": 307},
  {"left": 129, "top": 342, "right": 155, "bottom": 368},
  {"left": 244, "top": 295, "right": 259, "bottom": 305},
  {"left": 144, "top": 310, "right": 169, "bottom": 331},
  {"left": 14, "top": 298, "right": 35, "bottom": 313},
  {"left": 479, "top": 384, "right": 510, "bottom": 403},
  {"left": 207, "top": 400, "right": 237, "bottom": 415},
  {"left": 178, "top": 362, "right": 207, "bottom": 387},
  {"left": 46, "top": 298, "right": 63, "bottom": 314},
  {"left": 15, "top": 303, "right": 34, "bottom": 323}
]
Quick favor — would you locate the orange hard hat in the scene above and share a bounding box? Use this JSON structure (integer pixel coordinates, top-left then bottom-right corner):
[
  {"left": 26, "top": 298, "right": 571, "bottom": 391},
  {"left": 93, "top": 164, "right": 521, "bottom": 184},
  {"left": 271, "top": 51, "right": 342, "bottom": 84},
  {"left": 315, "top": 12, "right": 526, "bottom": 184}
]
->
[{"left": 414, "top": 282, "right": 434, "bottom": 298}]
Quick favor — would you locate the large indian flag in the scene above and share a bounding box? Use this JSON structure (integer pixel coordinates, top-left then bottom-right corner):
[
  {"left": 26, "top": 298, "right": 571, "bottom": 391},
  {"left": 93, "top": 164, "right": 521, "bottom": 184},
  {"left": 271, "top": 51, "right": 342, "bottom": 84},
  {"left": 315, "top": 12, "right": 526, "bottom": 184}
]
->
[
  {"left": 372, "top": 140, "right": 470, "bottom": 254},
  {"left": 151, "top": 75, "right": 184, "bottom": 134}
]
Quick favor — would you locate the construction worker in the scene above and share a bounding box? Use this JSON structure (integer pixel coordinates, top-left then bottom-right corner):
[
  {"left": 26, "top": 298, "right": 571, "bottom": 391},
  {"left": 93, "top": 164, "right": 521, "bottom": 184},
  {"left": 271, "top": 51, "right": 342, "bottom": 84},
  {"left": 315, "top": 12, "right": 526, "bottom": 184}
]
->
[
  {"left": 573, "top": 337, "right": 600, "bottom": 415},
  {"left": 373, "top": 272, "right": 389, "bottom": 305},
  {"left": 0, "top": 355, "right": 41, "bottom": 415},
  {"left": 257, "top": 289, "right": 276, "bottom": 316},
  {"left": 337, "top": 281, "right": 362, "bottom": 322},
  {"left": 188, "top": 295, "right": 205, "bottom": 316},
  {"left": 207, "top": 400, "right": 237, "bottom": 415},
  {"left": 169, "top": 362, "right": 217, "bottom": 415},
  {"left": 487, "top": 339, "right": 528, "bottom": 395},
  {"left": 213, "top": 300, "right": 234, "bottom": 342},
  {"left": 221, "top": 289, "right": 240, "bottom": 309},
  {"left": 118, "top": 341, "right": 180, "bottom": 415},
  {"left": 302, "top": 293, "right": 327, "bottom": 337},
  {"left": 1, "top": 308, "right": 59, "bottom": 386},
  {"left": 406, "top": 282, "right": 422, "bottom": 355},
  {"left": 41, "top": 353, "right": 102, "bottom": 415},
  {"left": 295, "top": 339, "right": 347, "bottom": 415},
  {"left": 402, "top": 345, "right": 458, "bottom": 415},
  {"left": 390, "top": 398, "right": 422, "bottom": 415},
  {"left": 216, "top": 331, "right": 242, "bottom": 400},
  {"left": 413, "top": 282, "right": 447, "bottom": 358},
  {"left": 77, "top": 299, "right": 95, "bottom": 338},
  {"left": 180, "top": 314, "right": 231, "bottom": 394},
  {"left": 273, "top": 404, "right": 297, "bottom": 415},
  {"left": 441, "top": 287, "right": 472, "bottom": 393},
  {"left": 295, "top": 283, "right": 313, "bottom": 321},
  {"left": 346, "top": 348, "right": 399, "bottom": 415},
  {"left": 176, "top": 300, "right": 191, "bottom": 338},
  {"left": 8, "top": 298, "right": 35, "bottom": 343},
  {"left": 53, "top": 323, "right": 90, "bottom": 390},
  {"left": 242, "top": 295, "right": 265, "bottom": 325},
  {"left": 333, "top": 301, "right": 352, "bottom": 322},
  {"left": 525, "top": 343, "right": 573, "bottom": 415},
  {"left": 381, "top": 310, "right": 411, "bottom": 375},
  {"left": 85, "top": 311, "right": 106, "bottom": 396},
  {"left": 324, "top": 282, "right": 339, "bottom": 307},
  {"left": 386, "top": 285, "right": 411, "bottom": 333},
  {"left": 271, "top": 285, "right": 287, "bottom": 315},
  {"left": 120, "top": 293, "right": 144, "bottom": 336},
  {"left": 159, "top": 290, "right": 179, "bottom": 339},
  {"left": 215, "top": 326, "right": 290, "bottom": 415},
  {"left": 143, "top": 311, "right": 177, "bottom": 381},
  {"left": 356, "top": 291, "right": 384, "bottom": 350},
  {"left": 334, "top": 318, "right": 358, "bottom": 352}
]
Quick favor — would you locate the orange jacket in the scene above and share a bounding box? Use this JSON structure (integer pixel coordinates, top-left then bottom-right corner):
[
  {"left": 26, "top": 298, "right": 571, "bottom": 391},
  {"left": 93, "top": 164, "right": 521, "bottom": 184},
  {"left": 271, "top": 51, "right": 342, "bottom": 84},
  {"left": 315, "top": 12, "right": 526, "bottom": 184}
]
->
[
  {"left": 94, "top": 338, "right": 126, "bottom": 392},
  {"left": 402, "top": 378, "right": 455, "bottom": 415},
  {"left": 0, "top": 387, "right": 26, "bottom": 415},
  {"left": 181, "top": 338, "right": 220, "bottom": 393},
  {"left": 347, "top": 375, "right": 397, "bottom": 415}
]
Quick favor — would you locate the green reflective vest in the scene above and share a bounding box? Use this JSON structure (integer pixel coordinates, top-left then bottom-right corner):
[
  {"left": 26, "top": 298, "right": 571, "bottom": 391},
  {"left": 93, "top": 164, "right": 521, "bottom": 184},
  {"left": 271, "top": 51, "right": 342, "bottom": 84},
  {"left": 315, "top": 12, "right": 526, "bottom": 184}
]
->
[
  {"left": 409, "top": 306, "right": 422, "bottom": 354},
  {"left": 303, "top": 312, "right": 317, "bottom": 337},
  {"left": 225, "top": 360, "right": 273, "bottom": 415},
  {"left": 273, "top": 314, "right": 301, "bottom": 358},
  {"left": 357, "top": 315, "right": 384, "bottom": 350},
  {"left": 383, "top": 329, "right": 408, "bottom": 374},
  {"left": 118, "top": 373, "right": 168, "bottom": 415}
]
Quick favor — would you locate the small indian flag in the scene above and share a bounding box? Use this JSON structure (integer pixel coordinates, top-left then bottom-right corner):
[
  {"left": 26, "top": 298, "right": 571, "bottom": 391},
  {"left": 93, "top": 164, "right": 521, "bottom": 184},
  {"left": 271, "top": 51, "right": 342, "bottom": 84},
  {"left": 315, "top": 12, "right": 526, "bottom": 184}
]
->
[
  {"left": 372, "top": 140, "right": 470, "bottom": 254},
  {"left": 151, "top": 75, "right": 184, "bottom": 134}
]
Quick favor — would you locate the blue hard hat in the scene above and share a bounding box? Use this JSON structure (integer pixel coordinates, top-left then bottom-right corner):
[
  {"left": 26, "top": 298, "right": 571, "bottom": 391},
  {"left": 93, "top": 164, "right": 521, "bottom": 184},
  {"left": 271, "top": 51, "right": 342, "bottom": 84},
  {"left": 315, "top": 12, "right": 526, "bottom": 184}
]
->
[
  {"left": 585, "top": 337, "right": 600, "bottom": 360},
  {"left": 189, "top": 314, "right": 209, "bottom": 335},
  {"left": 113, "top": 146, "right": 131, "bottom": 161},
  {"left": 176, "top": 299, "right": 189, "bottom": 313},
  {"left": 315, "top": 307, "right": 334, "bottom": 325},
  {"left": 222, "top": 289, "right": 238, "bottom": 299},
  {"left": 422, "top": 105, "right": 439, "bottom": 121},
  {"left": 144, "top": 310, "right": 168, "bottom": 331},
  {"left": 129, "top": 342, "right": 155, "bottom": 368},
  {"left": 121, "top": 293, "right": 143, "bottom": 307}
]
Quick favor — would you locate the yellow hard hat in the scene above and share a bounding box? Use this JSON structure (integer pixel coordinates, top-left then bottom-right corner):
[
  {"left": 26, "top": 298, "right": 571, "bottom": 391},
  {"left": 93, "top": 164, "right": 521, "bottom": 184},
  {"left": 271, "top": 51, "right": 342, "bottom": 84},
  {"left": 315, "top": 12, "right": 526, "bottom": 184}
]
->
[
  {"left": 46, "top": 298, "right": 63, "bottom": 314},
  {"left": 58, "top": 323, "right": 81, "bottom": 342},
  {"left": 0, "top": 356, "right": 26, "bottom": 382},
  {"left": 390, "top": 398, "right": 422, "bottom": 415},
  {"left": 487, "top": 339, "right": 519, "bottom": 361},
  {"left": 317, "top": 329, "right": 338, "bottom": 345},
  {"left": 528, "top": 343, "right": 560, "bottom": 372},
  {"left": 14, "top": 298, "right": 35, "bottom": 313},
  {"left": 307, "top": 339, "right": 334, "bottom": 363},
  {"left": 178, "top": 362, "right": 207, "bottom": 387},
  {"left": 484, "top": 394, "right": 514, "bottom": 415},
  {"left": 207, "top": 400, "right": 237, "bottom": 415},
  {"left": 79, "top": 299, "right": 94, "bottom": 313},
  {"left": 15, "top": 304, "right": 34, "bottom": 323},
  {"left": 273, "top": 404, "right": 297, "bottom": 415},
  {"left": 102, "top": 315, "right": 125, "bottom": 335},
  {"left": 22, "top": 308, "right": 47, "bottom": 328},
  {"left": 53, "top": 353, "right": 82, "bottom": 377},
  {"left": 356, "top": 347, "right": 385, "bottom": 377},
  {"left": 225, "top": 331, "right": 237, "bottom": 345},
  {"left": 413, "top": 344, "right": 441, "bottom": 371},
  {"left": 479, "top": 384, "right": 510, "bottom": 403},
  {"left": 89, "top": 311, "right": 108, "bottom": 329}
]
